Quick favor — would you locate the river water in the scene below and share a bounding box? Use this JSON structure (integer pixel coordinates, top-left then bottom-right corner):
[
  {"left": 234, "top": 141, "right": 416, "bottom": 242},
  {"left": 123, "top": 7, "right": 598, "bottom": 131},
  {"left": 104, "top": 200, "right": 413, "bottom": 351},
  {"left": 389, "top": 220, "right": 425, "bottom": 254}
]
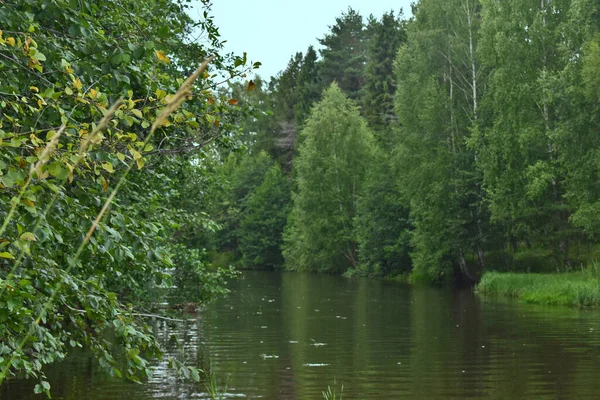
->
[{"left": 3, "top": 270, "right": 600, "bottom": 399}]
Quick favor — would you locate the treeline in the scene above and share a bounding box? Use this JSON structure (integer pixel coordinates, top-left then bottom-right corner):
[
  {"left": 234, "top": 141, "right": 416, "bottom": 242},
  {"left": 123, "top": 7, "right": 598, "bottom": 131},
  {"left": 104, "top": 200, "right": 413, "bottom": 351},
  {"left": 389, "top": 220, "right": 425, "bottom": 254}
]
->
[{"left": 205, "top": 0, "right": 600, "bottom": 283}]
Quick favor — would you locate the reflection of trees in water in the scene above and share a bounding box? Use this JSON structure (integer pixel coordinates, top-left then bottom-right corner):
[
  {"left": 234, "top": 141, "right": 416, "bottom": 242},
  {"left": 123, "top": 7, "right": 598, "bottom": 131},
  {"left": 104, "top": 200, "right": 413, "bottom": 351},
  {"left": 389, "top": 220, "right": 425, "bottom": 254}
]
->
[{"left": 4, "top": 272, "right": 600, "bottom": 400}]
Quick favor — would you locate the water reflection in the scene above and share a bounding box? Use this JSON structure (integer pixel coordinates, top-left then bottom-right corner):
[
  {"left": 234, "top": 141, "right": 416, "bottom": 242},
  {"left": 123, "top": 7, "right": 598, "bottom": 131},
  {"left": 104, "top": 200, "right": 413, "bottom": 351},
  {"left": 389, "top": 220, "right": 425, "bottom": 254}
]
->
[{"left": 3, "top": 270, "right": 600, "bottom": 399}]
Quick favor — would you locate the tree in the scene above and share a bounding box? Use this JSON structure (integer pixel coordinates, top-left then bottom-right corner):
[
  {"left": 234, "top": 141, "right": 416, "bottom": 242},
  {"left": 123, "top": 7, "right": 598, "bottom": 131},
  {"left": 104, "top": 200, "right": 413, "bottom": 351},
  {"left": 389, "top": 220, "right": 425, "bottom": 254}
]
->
[
  {"left": 283, "top": 83, "right": 375, "bottom": 273},
  {"left": 0, "top": 0, "right": 253, "bottom": 391},
  {"left": 394, "top": 0, "right": 488, "bottom": 282},
  {"left": 354, "top": 148, "right": 412, "bottom": 277},
  {"left": 473, "top": 0, "right": 574, "bottom": 268},
  {"left": 207, "top": 152, "right": 275, "bottom": 258},
  {"left": 318, "top": 8, "right": 367, "bottom": 101},
  {"left": 294, "top": 46, "right": 323, "bottom": 129},
  {"left": 239, "top": 165, "right": 291, "bottom": 268},
  {"left": 363, "top": 11, "right": 407, "bottom": 136}
]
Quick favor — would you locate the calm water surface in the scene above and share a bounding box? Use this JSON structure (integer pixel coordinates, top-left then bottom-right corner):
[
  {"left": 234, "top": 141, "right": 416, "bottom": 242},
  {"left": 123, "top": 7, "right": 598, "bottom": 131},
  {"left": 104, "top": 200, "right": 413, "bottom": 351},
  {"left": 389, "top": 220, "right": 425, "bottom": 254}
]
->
[{"left": 3, "top": 270, "right": 600, "bottom": 399}]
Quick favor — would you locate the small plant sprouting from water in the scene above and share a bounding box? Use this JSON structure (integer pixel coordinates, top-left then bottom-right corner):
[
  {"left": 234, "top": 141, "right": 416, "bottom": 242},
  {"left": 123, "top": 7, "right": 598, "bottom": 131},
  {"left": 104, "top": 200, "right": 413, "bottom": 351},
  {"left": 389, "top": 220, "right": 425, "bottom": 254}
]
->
[
  {"left": 322, "top": 378, "right": 344, "bottom": 400},
  {"left": 202, "top": 363, "right": 229, "bottom": 400}
]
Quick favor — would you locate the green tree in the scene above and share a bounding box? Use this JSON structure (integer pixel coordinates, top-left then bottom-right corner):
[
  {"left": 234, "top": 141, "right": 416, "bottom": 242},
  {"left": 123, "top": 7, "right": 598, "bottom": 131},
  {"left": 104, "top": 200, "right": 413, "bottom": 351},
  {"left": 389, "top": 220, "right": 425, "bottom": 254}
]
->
[
  {"left": 353, "top": 150, "right": 412, "bottom": 277},
  {"left": 318, "top": 8, "right": 367, "bottom": 101},
  {"left": 207, "top": 152, "right": 275, "bottom": 257},
  {"left": 283, "top": 83, "right": 375, "bottom": 273},
  {"left": 0, "top": 0, "right": 253, "bottom": 391},
  {"left": 239, "top": 165, "right": 291, "bottom": 268},
  {"left": 363, "top": 11, "right": 406, "bottom": 136},
  {"left": 473, "top": 0, "right": 574, "bottom": 268},
  {"left": 293, "top": 46, "right": 323, "bottom": 129},
  {"left": 394, "top": 0, "right": 488, "bottom": 282}
]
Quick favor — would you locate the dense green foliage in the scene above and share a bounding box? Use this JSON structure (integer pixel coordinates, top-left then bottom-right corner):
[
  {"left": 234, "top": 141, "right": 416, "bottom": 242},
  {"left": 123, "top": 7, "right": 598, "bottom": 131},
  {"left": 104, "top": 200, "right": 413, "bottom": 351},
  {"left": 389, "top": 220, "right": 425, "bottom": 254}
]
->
[
  {"left": 211, "top": 0, "right": 600, "bottom": 287},
  {"left": 283, "top": 84, "right": 375, "bottom": 272},
  {"left": 0, "top": 0, "right": 258, "bottom": 393},
  {"left": 239, "top": 164, "right": 291, "bottom": 268},
  {"left": 7, "top": 0, "right": 600, "bottom": 394}
]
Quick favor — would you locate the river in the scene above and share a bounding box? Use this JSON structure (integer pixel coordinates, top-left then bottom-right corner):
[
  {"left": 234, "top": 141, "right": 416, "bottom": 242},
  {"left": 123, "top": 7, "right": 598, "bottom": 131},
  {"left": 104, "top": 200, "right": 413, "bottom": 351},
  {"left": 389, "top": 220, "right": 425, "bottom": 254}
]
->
[{"left": 3, "top": 270, "right": 600, "bottom": 399}]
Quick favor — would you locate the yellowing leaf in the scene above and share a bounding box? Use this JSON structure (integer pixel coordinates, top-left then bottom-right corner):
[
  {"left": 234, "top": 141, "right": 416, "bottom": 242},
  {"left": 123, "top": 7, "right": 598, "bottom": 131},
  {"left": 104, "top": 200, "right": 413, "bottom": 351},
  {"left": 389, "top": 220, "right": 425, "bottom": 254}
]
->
[
  {"left": 247, "top": 80, "right": 256, "bottom": 91},
  {"left": 131, "top": 109, "right": 143, "bottom": 118},
  {"left": 136, "top": 158, "right": 145, "bottom": 169},
  {"left": 155, "top": 89, "right": 167, "bottom": 100},
  {"left": 22, "top": 199, "right": 35, "bottom": 207},
  {"left": 117, "top": 152, "right": 126, "bottom": 162},
  {"left": 20, "top": 232, "right": 37, "bottom": 241},
  {"left": 73, "top": 78, "right": 82, "bottom": 90},
  {"left": 0, "top": 252, "right": 14, "bottom": 259},
  {"left": 6, "top": 37, "right": 15, "bottom": 47},
  {"left": 102, "top": 162, "right": 115, "bottom": 173},
  {"left": 155, "top": 50, "right": 171, "bottom": 64},
  {"left": 129, "top": 148, "right": 142, "bottom": 160},
  {"left": 89, "top": 88, "right": 97, "bottom": 99},
  {"left": 29, "top": 86, "right": 39, "bottom": 93},
  {"left": 65, "top": 64, "right": 74, "bottom": 74},
  {"left": 228, "top": 99, "right": 239, "bottom": 105}
]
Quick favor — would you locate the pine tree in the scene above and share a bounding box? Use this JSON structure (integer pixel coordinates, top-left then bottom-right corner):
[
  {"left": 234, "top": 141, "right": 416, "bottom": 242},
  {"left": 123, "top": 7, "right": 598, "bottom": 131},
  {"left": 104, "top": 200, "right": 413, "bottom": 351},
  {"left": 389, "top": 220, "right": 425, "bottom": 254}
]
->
[
  {"left": 283, "top": 83, "right": 375, "bottom": 273},
  {"left": 318, "top": 8, "right": 367, "bottom": 101},
  {"left": 293, "top": 46, "right": 322, "bottom": 129},
  {"left": 363, "top": 11, "right": 406, "bottom": 136},
  {"left": 269, "top": 52, "right": 303, "bottom": 170}
]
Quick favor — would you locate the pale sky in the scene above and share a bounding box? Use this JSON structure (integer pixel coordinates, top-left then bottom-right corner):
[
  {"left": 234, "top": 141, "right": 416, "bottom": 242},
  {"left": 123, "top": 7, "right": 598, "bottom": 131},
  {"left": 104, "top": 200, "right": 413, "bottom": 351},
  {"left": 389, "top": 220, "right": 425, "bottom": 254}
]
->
[{"left": 190, "top": 0, "right": 413, "bottom": 80}]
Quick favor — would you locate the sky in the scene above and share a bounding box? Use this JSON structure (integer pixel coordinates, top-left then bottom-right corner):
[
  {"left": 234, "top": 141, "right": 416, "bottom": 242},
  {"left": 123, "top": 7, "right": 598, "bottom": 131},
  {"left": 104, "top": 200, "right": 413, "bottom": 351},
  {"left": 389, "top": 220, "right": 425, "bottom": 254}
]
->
[{"left": 190, "top": 0, "right": 413, "bottom": 80}]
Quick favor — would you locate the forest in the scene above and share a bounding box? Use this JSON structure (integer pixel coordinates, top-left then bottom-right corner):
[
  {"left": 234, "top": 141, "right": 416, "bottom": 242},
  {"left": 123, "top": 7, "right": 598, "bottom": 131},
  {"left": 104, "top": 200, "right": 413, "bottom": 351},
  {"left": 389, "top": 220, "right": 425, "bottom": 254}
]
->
[
  {"left": 2, "top": 0, "right": 600, "bottom": 395},
  {"left": 211, "top": 0, "right": 600, "bottom": 285}
]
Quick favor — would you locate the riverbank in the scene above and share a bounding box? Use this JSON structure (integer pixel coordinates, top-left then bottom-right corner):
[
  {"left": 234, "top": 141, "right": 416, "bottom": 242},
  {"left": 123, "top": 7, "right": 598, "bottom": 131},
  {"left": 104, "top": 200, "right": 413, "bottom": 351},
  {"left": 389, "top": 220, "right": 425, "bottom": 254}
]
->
[{"left": 476, "top": 270, "right": 600, "bottom": 307}]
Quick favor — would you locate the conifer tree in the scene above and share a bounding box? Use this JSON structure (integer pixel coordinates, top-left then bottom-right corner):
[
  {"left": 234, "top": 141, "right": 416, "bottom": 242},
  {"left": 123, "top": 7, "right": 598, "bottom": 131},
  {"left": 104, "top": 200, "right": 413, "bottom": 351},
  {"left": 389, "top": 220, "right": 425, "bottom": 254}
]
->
[
  {"left": 363, "top": 11, "right": 406, "bottom": 136},
  {"left": 318, "top": 8, "right": 367, "bottom": 101},
  {"left": 293, "top": 46, "right": 322, "bottom": 128}
]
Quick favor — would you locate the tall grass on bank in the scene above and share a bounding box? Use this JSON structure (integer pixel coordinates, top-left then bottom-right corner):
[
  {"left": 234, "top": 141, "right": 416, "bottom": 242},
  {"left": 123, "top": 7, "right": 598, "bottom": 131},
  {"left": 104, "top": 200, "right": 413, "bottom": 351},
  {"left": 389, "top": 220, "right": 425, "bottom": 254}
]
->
[{"left": 476, "top": 266, "right": 600, "bottom": 307}]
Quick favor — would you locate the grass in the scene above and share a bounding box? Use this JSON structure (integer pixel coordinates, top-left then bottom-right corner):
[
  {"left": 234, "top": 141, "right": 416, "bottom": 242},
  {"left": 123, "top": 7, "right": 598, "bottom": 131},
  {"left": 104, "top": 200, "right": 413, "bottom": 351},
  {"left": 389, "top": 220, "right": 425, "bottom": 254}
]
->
[
  {"left": 476, "top": 264, "right": 600, "bottom": 307},
  {"left": 322, "top": 379, "right": 344, "bottom": 400},
  {"left": 202, "top": 363, "right": 229, "bottom": 400}
]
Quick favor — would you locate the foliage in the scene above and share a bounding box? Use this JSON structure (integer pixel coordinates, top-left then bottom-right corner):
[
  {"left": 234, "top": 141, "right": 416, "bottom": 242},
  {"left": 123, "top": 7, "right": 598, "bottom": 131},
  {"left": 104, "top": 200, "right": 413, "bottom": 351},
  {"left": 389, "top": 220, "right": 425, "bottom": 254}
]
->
[
  {"left": 394, "top": 0, "right": 489, "bottom": 283},
  {"left": 362, "top": 10, "right": 406, "bottom": 135},
  {"left": 318, "top": 8, "right": 367, "bottom": 101},
  {"left": 239, "top": 164, "right": 291, "bottom": 268},
  {"left": 0, "top": 0, "right": 257, "bottom": 392},
  {"left": 353, "top": 149, "right": 412, "bottom": 277},
  {"left": 293, "top": 46, "right": 322, "bottom": 129},
  {"left": 206, "top": 151, "right": 275, "bottom": 258},
  {"left": 283, "top": 83, "right": 375, "bottom": 273}
]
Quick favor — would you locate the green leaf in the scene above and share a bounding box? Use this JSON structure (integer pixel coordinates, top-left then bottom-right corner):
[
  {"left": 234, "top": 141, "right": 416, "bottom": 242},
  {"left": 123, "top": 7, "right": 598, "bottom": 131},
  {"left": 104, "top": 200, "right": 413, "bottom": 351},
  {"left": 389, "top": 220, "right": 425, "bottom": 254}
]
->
[
  {"left": 48, "top": 162, "right": 66, "bottom": 178},
  {"left": 0, "top": 252, "right": 14, "bottom": 259},
  {"left": 19, "top": 232, "right": 37, "bottom": 241},
  {"left": 102, "top": 162, "right": 115, "bottom": 173},
  {"left": 157, "top": 26, "right": 170, "bottom": 38}
]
